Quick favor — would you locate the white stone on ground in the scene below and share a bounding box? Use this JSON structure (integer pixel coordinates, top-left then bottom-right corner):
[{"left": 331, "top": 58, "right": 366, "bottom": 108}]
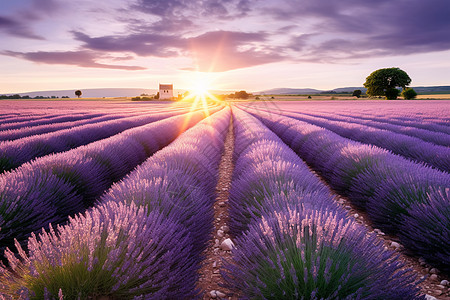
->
[
  {"left": 217, "top": 229, "right": 224, "bottom": 238},
  {"left": 425, "top": 295, "right": 437, "bottom": 300},
  {"left": 390, "top": 242, "right": 400, "bottom": 249},
  {"left": 215, "top": 291, "right": 226, "bottom": 298},
  {"left": 440, "top": 279, "right": 449, "bottom": 286},
  {"left": 220, "top": 238, "right": 234, "bottom": 251},
  {"left": 430, "top": 274, "right": 438, "bottom": 281}
]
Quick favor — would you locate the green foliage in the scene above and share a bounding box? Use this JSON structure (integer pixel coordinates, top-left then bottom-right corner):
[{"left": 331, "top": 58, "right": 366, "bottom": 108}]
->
[
  {"left": 131, "top": 96, "right": 152, "bottom": 101},
  {"left": 75, "top": 90, "right": 82, "bottom": 98},
  {"left": 401, "top": 88, "right": 418, "bottom": 100},
  {"left": 307, "top": 95, "right": 312, "bottom": 99},
  {"left": 352, "top": 90, "right": 362, "bottom": 98},
  {"left": 235, "top": 90, "right": 250, "bottom": 99},
  {"left": 363, "top": 67, "right": 411, "bottom": 99},
  {"left": 385, "top": 88, "right": 400, "bottom": 100}
]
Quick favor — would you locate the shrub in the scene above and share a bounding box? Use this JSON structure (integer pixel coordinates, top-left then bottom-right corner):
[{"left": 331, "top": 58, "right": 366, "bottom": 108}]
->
[
  {"left": 385, "top": 88, "right": 400, "bottom": 100},
  {"left": 0, "top": 202, "right": 198, "bottom": 299},
  {"left": 401, "top": 88, "right": 418, "bottom": 100},
  {"left": 399, "top": 188, "right": 450, "bottom": 273},
  {"left": 223, "top": 208, "right": 422, "bottom": 299},
  {"left": 352, "top": 90, "right": 362, "bottom": 98}
]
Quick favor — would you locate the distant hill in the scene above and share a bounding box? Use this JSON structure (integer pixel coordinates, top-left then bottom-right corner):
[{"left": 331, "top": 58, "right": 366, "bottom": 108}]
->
[
  {"left": 7, "top": 88, "right": 232, "bottom": 98},
  {"left": 13, "top": 88, "right": 158, "bottom": 98},
  {"left": 258, "top": 85, "right": 450, "bottom": 95},
  {"left": 257, "top": 88, "right": 322, "bottom": 95}
]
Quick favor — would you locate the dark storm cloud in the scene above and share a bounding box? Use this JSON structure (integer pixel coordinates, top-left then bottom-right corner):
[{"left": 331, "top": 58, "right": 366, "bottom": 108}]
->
[
  {"left": 2, "top": 50, "right": 146, "bottom": 70},
  {"left": 0, "top": 15, "right": 44, "bottom": 40}
]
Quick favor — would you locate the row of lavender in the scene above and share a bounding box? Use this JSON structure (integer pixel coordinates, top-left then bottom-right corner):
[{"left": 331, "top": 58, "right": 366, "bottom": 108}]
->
[
  {"left": 0, "top": 112, "right": 105, "bottom": 129},
  {"left": 243, "top": 104, "right": 450, "bottom": 173},
  {"left": 0, "top": 103, "right": 195, "bottom": 132},
  {"left": 0, "top": 107, "right": 203, "bottom": 173},
  {"left": 222, "top": 108, "right": 422, "bottom": 299},
  {"left": 0, "top": 113, "right": 136, "bottom": 142},
  {"left": 244, "top": 107, "right": 450, "bottom": 274},
  {"left": 280, "top": 108, "right": 450, "bottom": 147},
  {"left": 0, "top": 107, "right": 230, "bottom": 298},
  {"left": 0, "top": 108, "right": 220, "bottom": 255},
  {"left": 332, "top": 109, "right": 450, "bottom": 129}
]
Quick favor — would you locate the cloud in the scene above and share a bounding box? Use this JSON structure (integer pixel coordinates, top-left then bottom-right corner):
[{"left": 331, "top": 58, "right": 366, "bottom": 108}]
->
[
  {"left": 133, "top": 0, "right": 251, "bottom": 25},
  {"left": 271, "top": 0, "right": 450, "bottom": 59},
  {"left": 2, "top": 50, "right": 146, "bottom": 70},
  {"left": 72, "top": 31, "right": 184, "bottom": 57},
  {"left": 0, "top": 0, "right": 60, "bottom": 40},
  {"left": 185, "top": 31, "right": 284, "bottom": 72},
  {"left": 74, "top": 29, "right": 285, "bottom": 72},
  {"left": 0, "top": 15, "right": 44, "bottom": 40}
]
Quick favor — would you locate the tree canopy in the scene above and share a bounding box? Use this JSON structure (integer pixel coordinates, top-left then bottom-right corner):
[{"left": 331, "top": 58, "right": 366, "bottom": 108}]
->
[
  {"left": 352, "top": 90, "right": 362, "bottom": 98},
  {"left": 401, "top": 88, "right": 418, "bottom": 100},
  {"left": 75, "top": 90, "right": 82, "bottom": 98},
  {"left": 363, "top": 67, "right": 411, "bottom": 100}
]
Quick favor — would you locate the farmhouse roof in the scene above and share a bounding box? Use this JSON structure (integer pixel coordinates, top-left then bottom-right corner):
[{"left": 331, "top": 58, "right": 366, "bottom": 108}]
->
[{"left": 159, "top": 84, "right": 173, "bottom": 90}]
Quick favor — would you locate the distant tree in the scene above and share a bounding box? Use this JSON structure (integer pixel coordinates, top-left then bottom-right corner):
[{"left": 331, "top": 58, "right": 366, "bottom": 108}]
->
[
  {"left": 75, "top": 90, "right": 82, "bottom": 98},
  {"left": 234, "top": 90, "right": 250, "bottom": 99},
  {"left": 154, "top": 92, "right": 160, "bottom": 99},
  {"left": 363, "top": 67, "right": 411, "bottom": 100},
  {"left": 352, "top": 89, "right": 362, "bottom": 98},
  {"left": 401, "top": 88, "right": 418, "bottom": 100},
  {"left": 307, "top": 95, "right": 312, "bottom": 99}
]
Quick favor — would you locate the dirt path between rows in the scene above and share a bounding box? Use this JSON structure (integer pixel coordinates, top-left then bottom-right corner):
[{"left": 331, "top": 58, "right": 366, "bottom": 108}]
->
[{"left": 197, "top": 117, "right": 237, "bottom": 299}]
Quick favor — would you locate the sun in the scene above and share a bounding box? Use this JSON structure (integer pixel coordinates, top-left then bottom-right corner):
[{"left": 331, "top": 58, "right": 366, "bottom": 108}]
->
[
  {"left": 192, "top": 80, "right": 210, "bottom": 97},
  {"left": 176, "top": 72, "right": 224, "bottom": 134}
]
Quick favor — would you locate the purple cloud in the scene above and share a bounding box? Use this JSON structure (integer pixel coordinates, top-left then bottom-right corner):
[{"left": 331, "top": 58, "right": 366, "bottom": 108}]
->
[
  {"left": 2, "top": 50, "right": 146, "bottom": 70},
  {"left": 0, "top": 15, "right": 44, "bottom": 40},
  {"left": 185, "top": 31, "right": 284, "bottom": 72},
  {"left": 272, "top": 0, "right": 450, "bottom": 59},
  {"left": 72, "top": 31, "right": 184, "bottom": 57},
  {"left": 73, "top": 29, "right": 285, "bottom": 72}
]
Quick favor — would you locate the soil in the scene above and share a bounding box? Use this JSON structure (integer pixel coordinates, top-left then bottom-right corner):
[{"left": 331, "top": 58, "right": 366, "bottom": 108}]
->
[{"left": 197, "top": 118, "right": 238, "bottom": 299}]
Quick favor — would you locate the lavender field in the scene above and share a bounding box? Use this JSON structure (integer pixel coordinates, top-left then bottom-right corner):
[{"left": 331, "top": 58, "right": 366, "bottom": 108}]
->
[{"left": 0, "top": 99, "right": 449, "bottom": 299}]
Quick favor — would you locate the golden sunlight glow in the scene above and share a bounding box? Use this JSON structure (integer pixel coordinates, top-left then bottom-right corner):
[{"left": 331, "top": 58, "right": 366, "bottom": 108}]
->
[{"left": 176, "top": 72, "right": 225, "bottom": 135}]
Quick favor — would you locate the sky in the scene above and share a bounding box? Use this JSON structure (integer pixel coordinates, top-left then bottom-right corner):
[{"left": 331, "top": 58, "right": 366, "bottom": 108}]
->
[{"left": 1, "top": 0, "right": 450, "bottom": 93}]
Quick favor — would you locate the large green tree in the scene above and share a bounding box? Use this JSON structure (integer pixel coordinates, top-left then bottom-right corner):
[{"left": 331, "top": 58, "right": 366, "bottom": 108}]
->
[{"left": 363, "top": 67, "right": 411, "bottom": 100}]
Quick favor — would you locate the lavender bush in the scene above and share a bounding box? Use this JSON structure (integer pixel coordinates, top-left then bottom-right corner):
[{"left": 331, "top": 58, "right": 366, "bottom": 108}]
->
[
  {"left": 0, "top": 110, "right": 185, "bottom": 173},
  {"left": 246, "top": 107, "right": 450, "bottom": 274},
  {"left": 0, "top": 113, "right": 132, "bottom": 142},
  {"left": 399, "top": 188, "right": 450, "bottom": 273},
  {"left": 223, "top": 208, "right": 423, "bottom": 300},
  {"left": 0, "top": 109, "right": 214, "bottom": 253},
  {"left": 268, "top": 110, "right": 450, "bottom": 173},
  {"left": 0, "top": 201, "right": 198, "bottom": 299}
]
